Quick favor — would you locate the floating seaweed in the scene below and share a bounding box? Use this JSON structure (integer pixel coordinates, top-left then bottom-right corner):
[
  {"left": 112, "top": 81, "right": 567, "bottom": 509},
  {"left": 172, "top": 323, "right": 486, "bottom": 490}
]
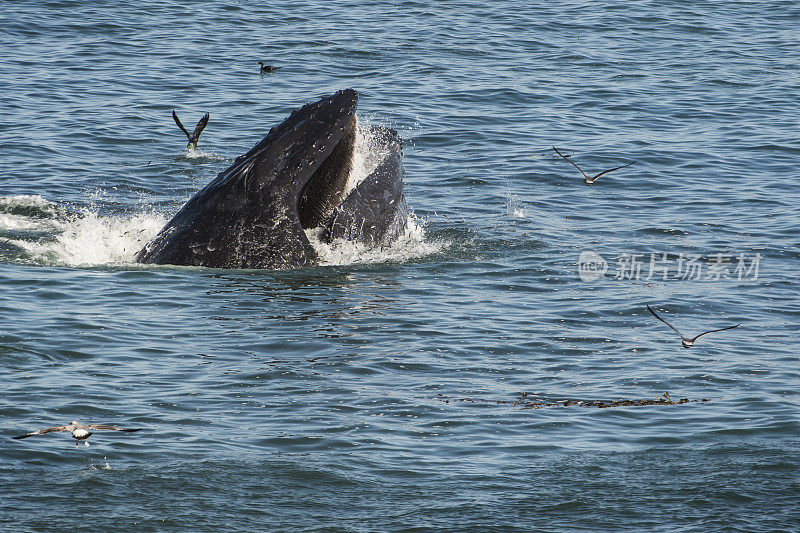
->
[{"left": 435, "top": 392, "right": 709, "bottom": 410}]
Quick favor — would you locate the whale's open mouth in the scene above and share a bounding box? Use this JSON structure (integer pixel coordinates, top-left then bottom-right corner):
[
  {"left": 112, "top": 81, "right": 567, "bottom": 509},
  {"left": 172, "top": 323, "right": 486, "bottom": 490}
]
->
[
  {"left": 135, "top": 89, "right": 408, "bottom": 270},
  {"left": 297, "top": 115, "right": 357, "bottom": 230},
  {"left": 298, "top": 118, "right": 407, "bottom": 246}
]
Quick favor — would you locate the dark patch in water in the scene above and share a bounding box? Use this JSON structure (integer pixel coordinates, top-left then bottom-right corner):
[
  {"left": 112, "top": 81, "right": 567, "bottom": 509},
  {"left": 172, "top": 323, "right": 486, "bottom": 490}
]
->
[
  {"left": 638, "top": 227, "right": 690, "bottom": 236},
  {"left": 437, "top": 394, "right": 709, "bottom": 410}
]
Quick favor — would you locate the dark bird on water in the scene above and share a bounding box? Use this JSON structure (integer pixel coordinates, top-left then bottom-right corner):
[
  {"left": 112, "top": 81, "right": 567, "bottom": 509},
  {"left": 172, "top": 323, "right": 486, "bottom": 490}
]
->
[
  {"left": 12, "top": 421, "right": 143, "bottom": 447},
  {"left": 647, "top": 305, "right": 740, "bottom": 348},
  {"left": 553, "top": 146, "right": 636, "bottom": 185},
  {"left": 172, "top": 111, "right": 209, "bottom": 150},
  {"left": 258, "top": 62, "right": 280, "bottom": 74}
]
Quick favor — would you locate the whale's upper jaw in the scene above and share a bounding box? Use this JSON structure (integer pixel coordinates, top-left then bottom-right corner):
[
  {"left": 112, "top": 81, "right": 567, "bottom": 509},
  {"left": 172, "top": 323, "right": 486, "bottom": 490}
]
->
[
  {"left": 212, "top": 88, "right": 359, "bottom": 198},
  {"left": 296, "top": 91, "right": 359, "bottom": 230}
]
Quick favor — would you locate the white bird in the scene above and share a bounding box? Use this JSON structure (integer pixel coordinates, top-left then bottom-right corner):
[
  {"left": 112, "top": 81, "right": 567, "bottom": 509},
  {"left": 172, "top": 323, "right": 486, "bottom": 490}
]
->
[
  {"left": 12, "top": 421, "right": 142, "bottom": 447},
  {"left": 647, "top": 305, "right": 740, "bottom": 348},
  {"left": 553, "top": 146, "right": 636, "bottom": 185}
]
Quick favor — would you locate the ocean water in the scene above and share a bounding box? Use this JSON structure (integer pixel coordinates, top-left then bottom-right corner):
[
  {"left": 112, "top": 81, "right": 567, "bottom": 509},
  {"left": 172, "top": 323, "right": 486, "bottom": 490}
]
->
[{"left": 1, "top": 1, "right": 799, "bottom": 531}]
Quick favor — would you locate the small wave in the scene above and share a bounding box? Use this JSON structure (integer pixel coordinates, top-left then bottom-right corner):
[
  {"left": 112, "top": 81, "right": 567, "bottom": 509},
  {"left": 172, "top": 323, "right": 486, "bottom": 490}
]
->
[
  {"left": 0, "top": 194, "right": 66, "bottom": 218},
  {"left": 0, "top": 195, "right": 67, "bottom": 239},
  {"left": 89, "top": 457, "right": 113, "bottom": 470},
  {"left": 0, "top": 194, "right": 53, "bottom": 209}
]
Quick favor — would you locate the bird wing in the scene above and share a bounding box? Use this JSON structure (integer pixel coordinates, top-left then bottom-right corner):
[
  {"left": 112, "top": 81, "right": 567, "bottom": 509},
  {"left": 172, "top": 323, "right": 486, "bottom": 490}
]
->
[
  {"left": 190, "top": 113, "right": 210, "bottom": 143},
  {"left": 647, "top": 305, "right": 684, "bottom": 339},
  {"left": 689, "top": 324, "right": 740, "bottom": 343},
  {"left": 86, "top": 424, "right": 143, "bottom": 432},
  {"left": 553, "top": 147, "right": 590, "bottom": 180},
  {"left": 12, "top": 425, "right": 70, "bottom": 439},
  {"left": 172, "top": 111, "right": 191, "bottom": 140},
  {"left": 591, "top": 160, "right": 636, "bottom": 181}
]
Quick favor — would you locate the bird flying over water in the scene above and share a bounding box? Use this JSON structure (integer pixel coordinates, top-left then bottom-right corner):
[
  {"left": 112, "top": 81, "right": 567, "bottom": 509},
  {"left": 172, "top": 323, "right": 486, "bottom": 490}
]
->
[
  {"left": 12, "top": 421, "right": 142, "bottom": 447},
  {"left": 553, "top": 146, "right": 636, "bottom": 185},
  {"left": 647, "top": 305, "right": 740, "bottom": 348},
  {"left": 258, "top": 61, "right": 280, "bottom": 74},
  {"left": 172, "top": 110, "right": 209, "bottom": 150}
]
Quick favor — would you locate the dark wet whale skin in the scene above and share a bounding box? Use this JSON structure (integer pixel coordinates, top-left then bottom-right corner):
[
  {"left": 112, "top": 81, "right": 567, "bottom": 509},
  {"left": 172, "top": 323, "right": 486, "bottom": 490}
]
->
[
  {"left": 136, "top": 89, "right": 407, "bottom": 269},
  {"left": 327, "top": 125, "right": 407, "bottom": 247}
]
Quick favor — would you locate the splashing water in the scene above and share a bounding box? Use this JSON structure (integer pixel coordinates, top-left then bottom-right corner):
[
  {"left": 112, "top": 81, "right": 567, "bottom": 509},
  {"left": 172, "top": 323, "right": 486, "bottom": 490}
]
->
[
  {"left": 344, "top": 119, "right": 394, "bottom": 196},
  {"left": 0, "top": 194, "right": 59, "bottom": 212},
  {"left": 35, "top": 211, "right": 166, "bottom": 266},
  {"left": 311, "top": 121, "right": 450, "bottom": 266},
  {"left": 0, "top": 126, "right": 447, "bottom": 269},
  {"left": 0, "top": 196, "right": 166, "bottom": 267},
  {"left": 505, "top": 186, "right": 527, "bottom": 219},
  {"left": 185, "top": 146, "right": 225, "bottom": 161},
  {"left": 310, "top": 214, "right": 446, "bottom": 267},
  {"left": 88, "top": 457, "right": 113, "bottom": 471}
]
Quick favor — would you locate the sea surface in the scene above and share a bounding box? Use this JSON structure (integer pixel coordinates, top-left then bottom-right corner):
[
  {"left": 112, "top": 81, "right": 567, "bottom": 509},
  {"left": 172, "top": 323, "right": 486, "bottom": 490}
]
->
[{"left": 1, "top": 1, "right": 799, "bottom": 531}]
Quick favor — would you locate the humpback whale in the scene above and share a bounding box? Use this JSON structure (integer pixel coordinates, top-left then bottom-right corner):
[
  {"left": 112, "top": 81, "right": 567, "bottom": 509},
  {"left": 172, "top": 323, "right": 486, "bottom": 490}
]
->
[{"left": 136, "top": 89, "right": 408, "bottom": 269}]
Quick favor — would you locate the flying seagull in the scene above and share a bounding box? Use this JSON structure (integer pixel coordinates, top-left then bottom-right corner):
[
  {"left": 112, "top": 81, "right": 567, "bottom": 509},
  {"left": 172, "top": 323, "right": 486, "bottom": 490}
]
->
[
  {"left": 647, "top": 305, "right": 740, "bottom": 348},
  {"left": 553, "top": 146, "right": 636, "bottom": 185},
  {"left": 12, "top": 421, "right": 142, "bottom": 447},
  {"left": 172, "top": 110, "right": 209, "bottom": 150},
  {"left": 258, "top": 61, "right": 280, "bottom": 74}
]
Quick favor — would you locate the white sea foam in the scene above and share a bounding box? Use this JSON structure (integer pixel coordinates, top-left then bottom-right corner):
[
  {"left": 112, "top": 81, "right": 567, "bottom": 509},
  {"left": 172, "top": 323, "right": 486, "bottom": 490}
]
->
[
  {"left": 5, "top": 205, "right": 443, "bottom": 269},
  {"left": 0, "top": 212, "right": 60, "bottom": 232},
  {"left": 32, "top": 210, "right": 166, "bottom": 266},
  {"left": 0, "top": 194, "right": 57, "bottom": 211},
  {"left": 1, "top": 195, "right": 166, "bottom": 267},
  {"left": 310, "top": 214, "right": 446, "bottom": 267},
  {"left": 185, "top": 146, "right": 225, "bottom": 161}
]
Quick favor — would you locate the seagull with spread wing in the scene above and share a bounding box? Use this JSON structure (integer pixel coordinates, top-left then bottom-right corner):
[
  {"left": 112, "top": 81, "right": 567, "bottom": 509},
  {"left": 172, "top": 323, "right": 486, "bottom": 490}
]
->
[
  {"left": 12, "top": 421, "right": 142, "bottom": 447},
  {"left": 172, "top": 110, "right": 209, "bottom": 150},
  {"left": 647, "top": 305, "right": 740, "bottom": 348},
  {"left": 553, "top": 146, "right": 636, "bottom": 185}
]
